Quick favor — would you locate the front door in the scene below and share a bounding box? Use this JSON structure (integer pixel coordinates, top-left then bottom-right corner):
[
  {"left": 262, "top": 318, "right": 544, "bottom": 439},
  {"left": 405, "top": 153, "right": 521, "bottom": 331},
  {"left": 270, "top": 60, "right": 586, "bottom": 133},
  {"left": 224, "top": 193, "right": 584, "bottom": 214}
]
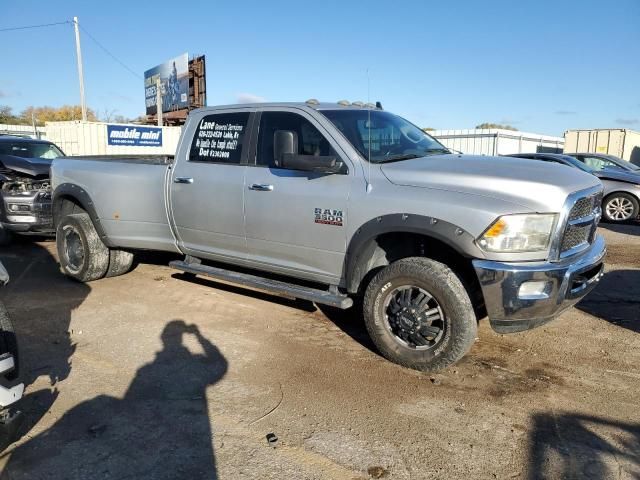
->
[
  {"left": 170, "top": 110, "right": 253, "bottom": 260},
  {"left": 244, "top": 109, "right": 353, "bottom": 283}
]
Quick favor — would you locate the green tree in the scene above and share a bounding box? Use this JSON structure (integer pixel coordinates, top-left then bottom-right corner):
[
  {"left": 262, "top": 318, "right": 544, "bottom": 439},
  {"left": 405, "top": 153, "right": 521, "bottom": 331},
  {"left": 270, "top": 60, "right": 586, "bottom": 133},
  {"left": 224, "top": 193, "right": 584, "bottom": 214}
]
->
[
  {"left": 475, "top": 123, "right": 518, "bottom": 131},
  {"left": 0, "top": 105, "right": 24, "bottom": 124}
]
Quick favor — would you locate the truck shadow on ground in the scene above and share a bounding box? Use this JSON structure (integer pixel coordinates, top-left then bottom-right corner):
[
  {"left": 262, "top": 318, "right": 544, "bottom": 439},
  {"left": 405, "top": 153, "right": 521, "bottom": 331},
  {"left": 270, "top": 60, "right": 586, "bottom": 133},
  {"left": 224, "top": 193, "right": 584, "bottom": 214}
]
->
[
  {"left": 0, "top": 238, "right": 89, "bottom": 446},
  {"left": 528, "top": 412, "right": 640, "bottom": 479},
  {"left": 577, "top": 269, "right": 640, "bottom": 333},
  {"left": 600, "top": 222, "right": 640, "bottom": 237},
  {"left": 1, "top": 319, "right": 228, "bottom": 480}
]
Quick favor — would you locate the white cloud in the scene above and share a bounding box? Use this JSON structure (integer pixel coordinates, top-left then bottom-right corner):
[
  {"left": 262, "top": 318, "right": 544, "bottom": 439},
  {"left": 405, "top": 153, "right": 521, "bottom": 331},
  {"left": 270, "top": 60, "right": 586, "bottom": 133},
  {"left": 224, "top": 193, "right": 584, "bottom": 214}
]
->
[
  {"left": 616, "top": 118, "right": 639, "bottom": 125},
  {"left": 236, "top": 93, "right": 266, "bottom": 104}
]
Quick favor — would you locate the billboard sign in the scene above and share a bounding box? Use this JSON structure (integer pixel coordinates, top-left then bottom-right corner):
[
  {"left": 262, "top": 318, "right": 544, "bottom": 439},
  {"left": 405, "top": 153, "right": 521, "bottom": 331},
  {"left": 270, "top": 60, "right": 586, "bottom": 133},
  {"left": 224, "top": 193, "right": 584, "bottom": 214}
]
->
[
  {"left": 144, "top": 53, "right": 189, "bottom": 115},
  {"left": 107, "top": 125, "right": 163, "bottom": 147}
]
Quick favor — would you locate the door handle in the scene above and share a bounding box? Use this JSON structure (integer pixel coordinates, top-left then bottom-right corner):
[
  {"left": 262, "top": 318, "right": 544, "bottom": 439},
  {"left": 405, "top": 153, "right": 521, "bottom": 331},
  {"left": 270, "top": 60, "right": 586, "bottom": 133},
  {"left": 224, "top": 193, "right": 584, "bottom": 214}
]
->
[
  {"left": 249, "top": 184, "right": 274, "bottom": 192},
  {"left": 174, "top": 177, "right": 194, "bottom": 184}
]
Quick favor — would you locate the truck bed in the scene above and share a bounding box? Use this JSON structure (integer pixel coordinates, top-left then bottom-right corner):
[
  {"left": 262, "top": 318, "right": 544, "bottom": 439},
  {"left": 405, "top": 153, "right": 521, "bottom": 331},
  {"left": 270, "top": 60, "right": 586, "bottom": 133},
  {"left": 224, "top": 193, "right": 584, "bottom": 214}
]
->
[
  {"left": 60, "top": 155, "right": 174, "bottom": 165},
  {"left": 52, "top": 156, "right": 178, "bottom": 253}
]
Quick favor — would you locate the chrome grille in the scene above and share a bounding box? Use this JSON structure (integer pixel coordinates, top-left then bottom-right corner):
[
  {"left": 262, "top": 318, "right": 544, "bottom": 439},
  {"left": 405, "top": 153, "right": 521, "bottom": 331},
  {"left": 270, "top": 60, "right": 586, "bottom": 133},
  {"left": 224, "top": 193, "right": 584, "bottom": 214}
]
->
[
  {"left": 561, "top": 224, "right": 591, "bottom": 251},
  {"left": 559, "top": 190, "right": 601, "bottom": 257},
  {"left": 569, "top": 197, "right": 595, "bottom": 221}
]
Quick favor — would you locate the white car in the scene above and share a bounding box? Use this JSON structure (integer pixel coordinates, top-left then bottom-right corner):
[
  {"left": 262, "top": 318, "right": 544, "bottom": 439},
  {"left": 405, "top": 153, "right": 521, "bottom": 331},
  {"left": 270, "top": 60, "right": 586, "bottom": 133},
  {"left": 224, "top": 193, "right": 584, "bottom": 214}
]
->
[{"left": 0, "top": 261, "right": 24, "bottom": 450}]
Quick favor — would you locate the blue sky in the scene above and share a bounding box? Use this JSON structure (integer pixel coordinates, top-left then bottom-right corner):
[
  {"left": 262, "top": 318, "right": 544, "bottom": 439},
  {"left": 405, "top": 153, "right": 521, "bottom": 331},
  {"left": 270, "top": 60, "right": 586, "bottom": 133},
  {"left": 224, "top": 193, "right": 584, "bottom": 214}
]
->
[{"left": 1, "top": 0, "right": 639, "bottom": 135}]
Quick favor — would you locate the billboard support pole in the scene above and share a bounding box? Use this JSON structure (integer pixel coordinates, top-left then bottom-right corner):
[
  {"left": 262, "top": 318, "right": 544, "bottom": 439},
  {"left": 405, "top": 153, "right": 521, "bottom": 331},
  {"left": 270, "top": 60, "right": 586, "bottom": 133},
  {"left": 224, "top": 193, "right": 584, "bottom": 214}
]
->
[
  {"left": 156, "top": 78, "right": 163, "bottom": 126},
  {"left": 73, "top": 16, "right": 87, "bottom": 122}
]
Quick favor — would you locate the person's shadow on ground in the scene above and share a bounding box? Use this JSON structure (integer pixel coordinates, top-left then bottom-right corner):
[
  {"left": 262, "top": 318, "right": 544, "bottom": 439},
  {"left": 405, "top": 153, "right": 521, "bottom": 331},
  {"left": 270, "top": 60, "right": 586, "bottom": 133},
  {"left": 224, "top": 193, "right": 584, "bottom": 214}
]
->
[{"left": 1, "top": 320, "right": 228, "bottom": 480}]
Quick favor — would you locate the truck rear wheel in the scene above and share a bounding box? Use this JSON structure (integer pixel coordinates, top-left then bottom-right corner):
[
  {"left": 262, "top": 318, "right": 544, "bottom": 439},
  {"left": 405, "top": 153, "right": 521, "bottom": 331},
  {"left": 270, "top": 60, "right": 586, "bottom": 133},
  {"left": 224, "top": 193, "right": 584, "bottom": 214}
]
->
[
  {"left": 105, "top": 249, "right": 134, "bottom": 278},
  {"left": 363, "top": 257, "right": 477, "bottom": 372},
  {"left": 56, "top": 213, "right": 109, "bottom": 282}
]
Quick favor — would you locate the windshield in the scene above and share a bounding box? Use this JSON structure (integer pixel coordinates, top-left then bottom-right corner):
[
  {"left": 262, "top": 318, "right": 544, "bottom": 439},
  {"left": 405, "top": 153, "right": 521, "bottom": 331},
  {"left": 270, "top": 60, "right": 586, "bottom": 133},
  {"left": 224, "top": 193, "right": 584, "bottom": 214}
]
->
[
  {"left": 600, "top": 154, "right": 640, "bottom": 171},
  {"left": 0, "top": 142, "right": 64, "bottom": 159},
  {"left": 320, "top": 109, "right": 450, "bottom": 163},
  {"left": 560, "top": 155, "right": 596, "bottom": 173}
]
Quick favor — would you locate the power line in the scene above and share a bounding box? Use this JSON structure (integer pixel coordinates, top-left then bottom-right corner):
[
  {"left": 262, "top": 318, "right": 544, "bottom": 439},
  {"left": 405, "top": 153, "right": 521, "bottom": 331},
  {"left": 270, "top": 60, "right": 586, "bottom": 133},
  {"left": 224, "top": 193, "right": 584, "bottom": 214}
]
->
[
  {"left": 78, "top": 23, "right": 142, "bottom": 80},
  {"left": 0, "top": 20, "right": 71, "bottom": 32}
]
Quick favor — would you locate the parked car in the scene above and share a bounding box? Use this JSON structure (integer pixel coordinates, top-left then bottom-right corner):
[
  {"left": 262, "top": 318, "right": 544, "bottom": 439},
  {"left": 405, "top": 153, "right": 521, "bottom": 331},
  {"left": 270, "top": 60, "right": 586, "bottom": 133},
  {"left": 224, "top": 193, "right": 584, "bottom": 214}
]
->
[
  {"left": 0, "top": 136, "right": 60, "bottom": 245},
  {"left": 505, "top": 153, "right": 640, "bottom": 223},
  {"left": 0, "top": 261, "right": 24, "bottom": 451},
  {"left": 565, "top": 152, "right": 640, "bottom": 173},
  {"left": 50, "top": 101, "right": 605, "bottom": 371}
]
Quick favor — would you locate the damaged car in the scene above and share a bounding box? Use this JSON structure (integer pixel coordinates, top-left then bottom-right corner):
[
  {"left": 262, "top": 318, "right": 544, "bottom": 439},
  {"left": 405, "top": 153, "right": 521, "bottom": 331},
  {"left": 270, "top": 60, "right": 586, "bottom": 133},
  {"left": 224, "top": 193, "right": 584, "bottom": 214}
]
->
[{"left": 0, "top": 136, "right": 61, "bottom": 245}]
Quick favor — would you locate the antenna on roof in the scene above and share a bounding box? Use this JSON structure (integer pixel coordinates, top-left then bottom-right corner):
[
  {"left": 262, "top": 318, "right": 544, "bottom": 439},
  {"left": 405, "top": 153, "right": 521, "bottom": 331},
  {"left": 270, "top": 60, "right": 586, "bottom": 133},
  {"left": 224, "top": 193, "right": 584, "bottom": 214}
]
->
[{"left": 366, "top": 69, "right": 372, "bottom": 193}]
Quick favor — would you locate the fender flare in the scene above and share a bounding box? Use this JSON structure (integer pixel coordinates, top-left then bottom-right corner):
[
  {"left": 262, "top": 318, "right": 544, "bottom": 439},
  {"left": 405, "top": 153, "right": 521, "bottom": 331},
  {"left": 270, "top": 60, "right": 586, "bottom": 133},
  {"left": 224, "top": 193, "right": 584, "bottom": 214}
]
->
[
  {"left": 52, "top": 183, "right": 115, "bottom": 247},
  {"left": 343, "top": 213, "right": 485, "bottom": 293}
]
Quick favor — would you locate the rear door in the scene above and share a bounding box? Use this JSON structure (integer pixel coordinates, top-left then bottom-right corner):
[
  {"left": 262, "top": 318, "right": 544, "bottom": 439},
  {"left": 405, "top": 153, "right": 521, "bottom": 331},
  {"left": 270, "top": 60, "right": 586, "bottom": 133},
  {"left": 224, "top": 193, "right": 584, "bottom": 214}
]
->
[
  {"left": 244, "top": 108, "right": 353, "bottom": 283},
  {"left": 169, "top": 109, "right": 254, "bottom": 260}
]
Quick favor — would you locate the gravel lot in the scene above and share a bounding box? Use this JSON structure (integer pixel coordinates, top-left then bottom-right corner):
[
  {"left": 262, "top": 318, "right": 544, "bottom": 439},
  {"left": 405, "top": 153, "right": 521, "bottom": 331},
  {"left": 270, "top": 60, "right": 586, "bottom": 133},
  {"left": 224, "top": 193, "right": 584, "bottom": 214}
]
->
[{"left": 0, "top": 225, "right": 638, "bottom": 479}]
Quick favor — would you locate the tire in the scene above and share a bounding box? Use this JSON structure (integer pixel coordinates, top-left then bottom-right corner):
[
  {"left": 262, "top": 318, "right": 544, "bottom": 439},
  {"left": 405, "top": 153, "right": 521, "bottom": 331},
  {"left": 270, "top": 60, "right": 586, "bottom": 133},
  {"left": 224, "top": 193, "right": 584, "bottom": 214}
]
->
[
  {"left": 56, "top": 212, "right": 109, "bottom": 282},
  {"left": 0, "top": 302, "right": 19, "bottom": 382},
  {"left": 602, "top": 193, "right": 639, "bottom": 223},
  {"left": 105, "top": 249, "right": 134, "bottom": 278},
  {"left": 363, "top": 257, "right": 477, "bottom": 372}
]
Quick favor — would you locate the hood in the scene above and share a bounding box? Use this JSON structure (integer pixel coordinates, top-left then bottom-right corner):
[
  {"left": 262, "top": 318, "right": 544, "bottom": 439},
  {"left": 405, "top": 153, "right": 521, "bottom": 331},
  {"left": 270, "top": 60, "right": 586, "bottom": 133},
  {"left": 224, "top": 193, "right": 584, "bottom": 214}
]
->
[
  {"left": 380, "top": 154, "right": 601, "bottom": 212},
  {"left": 595, "top": 168, "right": 640, "bottom": 185},
  {"left": 0, "top": 154, "right": 52, "bottom": 178}
]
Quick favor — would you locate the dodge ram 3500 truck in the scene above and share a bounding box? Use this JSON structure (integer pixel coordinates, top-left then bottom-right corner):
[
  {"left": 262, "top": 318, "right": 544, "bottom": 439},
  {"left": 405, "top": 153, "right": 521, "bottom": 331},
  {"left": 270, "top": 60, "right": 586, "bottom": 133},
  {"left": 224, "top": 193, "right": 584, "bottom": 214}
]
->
[{"left": 50, "top": 102, "right": 606, "bottom": 371}]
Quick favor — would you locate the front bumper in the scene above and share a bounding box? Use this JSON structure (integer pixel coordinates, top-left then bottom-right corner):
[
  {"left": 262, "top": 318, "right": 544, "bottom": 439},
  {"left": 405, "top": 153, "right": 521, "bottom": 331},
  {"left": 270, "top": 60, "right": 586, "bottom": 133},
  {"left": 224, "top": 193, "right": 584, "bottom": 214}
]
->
[
  {"left": 0, "top": 191, "right": 53, "bottom": 233},
  {"left": 473, "top": 234, "right": 606, "bottom": 333}
]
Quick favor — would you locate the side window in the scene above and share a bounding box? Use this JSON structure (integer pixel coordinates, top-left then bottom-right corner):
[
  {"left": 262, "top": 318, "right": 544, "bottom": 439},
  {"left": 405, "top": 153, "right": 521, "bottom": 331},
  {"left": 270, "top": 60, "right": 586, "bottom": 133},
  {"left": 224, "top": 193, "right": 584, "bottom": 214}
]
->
[
  {"left": 189, "top": 112, "right": 250, "bottom": 164},
  {"left": 257, "top": 112, "right": 336, "bottom": 167},
  {"left": 583, "top": 156, "right": 611, "bottom": 171}
]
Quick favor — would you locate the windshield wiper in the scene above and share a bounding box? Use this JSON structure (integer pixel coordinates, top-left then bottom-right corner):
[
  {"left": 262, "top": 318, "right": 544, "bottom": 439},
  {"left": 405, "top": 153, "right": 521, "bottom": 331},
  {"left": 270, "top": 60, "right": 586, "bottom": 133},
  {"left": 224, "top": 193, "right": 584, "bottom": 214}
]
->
[
  {"left": 424, "top": 148, "right": 452, "bottom": 155},
  {"left": 376, "top": 153, "right": 422, "bottom": 163}
]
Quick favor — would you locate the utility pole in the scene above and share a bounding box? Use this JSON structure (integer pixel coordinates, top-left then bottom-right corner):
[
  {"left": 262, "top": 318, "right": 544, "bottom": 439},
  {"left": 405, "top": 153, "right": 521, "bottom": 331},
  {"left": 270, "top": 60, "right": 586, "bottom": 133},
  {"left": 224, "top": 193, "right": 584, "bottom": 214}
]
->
[
  {"left": 156, "top": 78, "right": 163, "bottom": 126},
  {"left": 73, "top": 16, "right": 87, "bottom": 122}
]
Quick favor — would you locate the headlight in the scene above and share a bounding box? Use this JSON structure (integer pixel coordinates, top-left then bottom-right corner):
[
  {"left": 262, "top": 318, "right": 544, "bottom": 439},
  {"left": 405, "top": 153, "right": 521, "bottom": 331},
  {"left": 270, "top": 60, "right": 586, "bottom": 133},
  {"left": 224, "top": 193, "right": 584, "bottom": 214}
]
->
[{"left": 478, "top": 214, "right": 557, "bottom": 253}]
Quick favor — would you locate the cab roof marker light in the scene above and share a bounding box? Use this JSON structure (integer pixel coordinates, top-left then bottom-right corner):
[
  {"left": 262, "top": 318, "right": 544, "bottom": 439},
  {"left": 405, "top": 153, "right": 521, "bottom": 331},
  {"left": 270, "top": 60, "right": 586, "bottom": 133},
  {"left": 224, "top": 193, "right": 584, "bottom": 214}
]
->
[
  {"left": 305, "top": 99, "right": 320, "bottom": 105},
  {"left": 337, "top": 100, "right": 351, "bottom": 106},
  {"left": 351, "top": 101, "right": 364, "bottom": 107},
  {"left": 365, "top": 102, "right": 376, "bottom": 109}
]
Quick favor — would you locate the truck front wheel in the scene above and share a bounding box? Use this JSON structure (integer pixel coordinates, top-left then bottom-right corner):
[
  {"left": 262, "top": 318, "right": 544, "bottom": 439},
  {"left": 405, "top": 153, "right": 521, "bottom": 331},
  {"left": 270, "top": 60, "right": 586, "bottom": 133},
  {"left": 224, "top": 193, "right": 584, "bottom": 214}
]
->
[
  {"left": 363, "top": 257, "right": 477, "bottom": 371},
  {"left": 56, "top": 213, "right": 110, "bottom": 282}
]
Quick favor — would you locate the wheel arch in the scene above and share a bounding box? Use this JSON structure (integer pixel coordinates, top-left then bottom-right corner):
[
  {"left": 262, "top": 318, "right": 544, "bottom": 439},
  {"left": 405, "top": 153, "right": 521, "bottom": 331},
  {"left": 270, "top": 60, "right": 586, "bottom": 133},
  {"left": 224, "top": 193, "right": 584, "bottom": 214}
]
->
[
  {"left": 343, "top": 214, "right": 485, "bottom": 298},
  {"left": 53, "top": 183, "right": 114, "bottom": 247}
]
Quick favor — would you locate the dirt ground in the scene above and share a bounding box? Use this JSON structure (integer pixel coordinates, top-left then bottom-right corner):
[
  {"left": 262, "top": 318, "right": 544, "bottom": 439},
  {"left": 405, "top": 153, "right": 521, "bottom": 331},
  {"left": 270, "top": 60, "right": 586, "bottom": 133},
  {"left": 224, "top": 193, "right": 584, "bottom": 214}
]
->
[{"left": 0, "top": 224, "right": 638, "bottom": 479}]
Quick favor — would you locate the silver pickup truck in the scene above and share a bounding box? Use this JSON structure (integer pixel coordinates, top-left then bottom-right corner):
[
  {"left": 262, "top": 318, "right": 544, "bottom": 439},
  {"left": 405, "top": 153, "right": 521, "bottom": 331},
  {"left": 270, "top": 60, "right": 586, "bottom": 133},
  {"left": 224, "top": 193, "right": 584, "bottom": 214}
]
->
[{"left": 51, "top": 101, "right": 606, "bottom": 371}]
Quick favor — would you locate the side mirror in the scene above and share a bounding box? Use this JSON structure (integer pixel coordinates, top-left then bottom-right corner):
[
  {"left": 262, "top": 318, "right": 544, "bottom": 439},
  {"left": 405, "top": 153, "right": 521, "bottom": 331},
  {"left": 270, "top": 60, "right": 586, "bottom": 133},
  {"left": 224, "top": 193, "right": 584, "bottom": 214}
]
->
[
  {"left": 274, "top": 130, "right": 297, "bottom": 166},
  {"left": 274, "top": 130, "right": 343, "bottom": 174},
  {"left": 281, "top": 153, "right": 343, "bottom": 174}
]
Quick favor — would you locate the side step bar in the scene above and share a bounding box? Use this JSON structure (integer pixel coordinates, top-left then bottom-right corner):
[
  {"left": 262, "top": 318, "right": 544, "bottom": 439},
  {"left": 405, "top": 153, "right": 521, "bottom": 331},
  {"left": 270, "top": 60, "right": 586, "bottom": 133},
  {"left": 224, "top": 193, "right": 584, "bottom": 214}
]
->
[{"left": 169, "top": 260, "right": 353, "bottom": 309}]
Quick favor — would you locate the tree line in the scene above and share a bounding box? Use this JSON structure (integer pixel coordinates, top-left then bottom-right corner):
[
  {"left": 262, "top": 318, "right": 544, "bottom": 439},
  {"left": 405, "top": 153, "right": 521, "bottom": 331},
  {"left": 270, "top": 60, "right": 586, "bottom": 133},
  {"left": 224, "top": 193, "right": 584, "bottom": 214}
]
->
[{"left": 0, "top": 104, "right": 143, "bottom": 126}]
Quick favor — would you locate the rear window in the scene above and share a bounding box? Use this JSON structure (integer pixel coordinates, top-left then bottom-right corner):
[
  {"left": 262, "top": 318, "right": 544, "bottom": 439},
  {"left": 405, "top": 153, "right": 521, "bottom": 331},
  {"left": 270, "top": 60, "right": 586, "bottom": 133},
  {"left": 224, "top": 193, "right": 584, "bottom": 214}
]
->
[{"left": 189, "top": 112, "right": 250, "bottom": 164}]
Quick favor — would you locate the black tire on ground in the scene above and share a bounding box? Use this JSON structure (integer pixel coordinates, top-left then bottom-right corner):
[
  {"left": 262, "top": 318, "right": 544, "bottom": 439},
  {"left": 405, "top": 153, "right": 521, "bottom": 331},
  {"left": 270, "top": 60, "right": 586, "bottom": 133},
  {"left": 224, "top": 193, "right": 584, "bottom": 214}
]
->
[
  {"left": 602, "top": 192, "right": 640, "bottom": 223},
  {"left": 0, "top": 226, "right": 12, "bottom": 247},
  {"left": 105, "top": 249, "right": 134, "bottom": 278},
  {"left": 56, "top": 212, "right": 110, "bottom": 282},
  {"left": 363, "top": 257, "right": 477, "bottom": 372},
  {"left": 0, "top": 302, "right": 19, "bottom": 381}
]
